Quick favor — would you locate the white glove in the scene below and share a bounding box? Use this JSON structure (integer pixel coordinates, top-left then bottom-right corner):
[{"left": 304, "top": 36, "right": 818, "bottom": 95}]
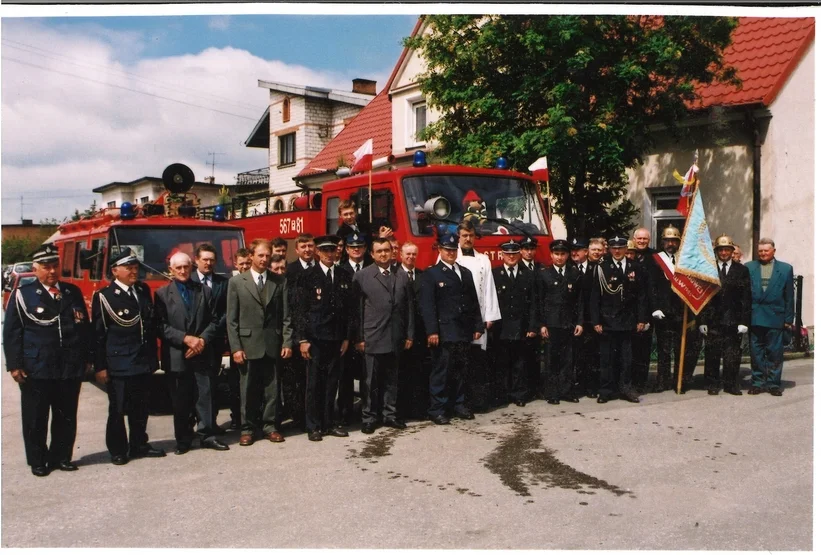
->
[
  {"left": 652, "top": 310, "right": 665, "bottom": 320},
  {"left": 699, "top": 325, "right": 708, "bottom": 336},
  {"left": 642, "top": 323, "right": 651, "bottom": 332},
  {"left": 737, "top": 325, "right": 748, "bottom": 334}
]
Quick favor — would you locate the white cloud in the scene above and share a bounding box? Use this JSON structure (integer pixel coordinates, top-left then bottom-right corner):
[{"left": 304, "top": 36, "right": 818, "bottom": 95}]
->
[
  {"left": 1, "top": 20, "right": 364, "bottom": 224},
  {"left": 208, "top": 16, "right": 232, "bottom": 31}
]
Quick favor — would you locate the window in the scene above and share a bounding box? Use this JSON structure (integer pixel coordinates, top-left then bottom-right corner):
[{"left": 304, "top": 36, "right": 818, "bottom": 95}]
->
[
  {"left": 413, "top": 101, "right": 427, "bottom": 142},
  {"left": 282, "top": 97, "right": 290, "bottom": 123},
  {"left": 72, "top": 242, "right": 84, "bottom": 279},
  {"left": 651, "top": 189, "right": 685, "bottom": 250},
  {"left": 274, "top": 199, "right": 284, "bottom": 212},
  {"left": 61, "top": 242, "right": 75, "bottom": 278},
  {"left": 140, "top": 196, "right": 149, "bottom": 204},
  {"left": 279, "top": 133, "right": 296, "bottom": 167},
  {"left": 107, "top": 201, "right": 116, "bottom": 208},
  {"left": 326, "top": 197, "right": 340, "bottom": 234},
  {"left": 89, "top": 237, "right": 107, "bottom": 281}
]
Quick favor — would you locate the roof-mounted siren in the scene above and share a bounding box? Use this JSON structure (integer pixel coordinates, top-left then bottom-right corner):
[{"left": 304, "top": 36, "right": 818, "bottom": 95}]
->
[{"left": 161, "top": 163, "right": 197, "bottom": 217}]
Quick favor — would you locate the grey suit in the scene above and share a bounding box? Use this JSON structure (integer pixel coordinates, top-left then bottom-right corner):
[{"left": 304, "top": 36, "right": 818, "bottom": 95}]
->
[
  {"left": 155, "top": 280, "right": 219, "bottom": 446},
  {"left": 352, "top": 265, "right": 414, "bottom": 424},
  {"left": 226, "top": 270, "right": 293, "bottom": 435}
]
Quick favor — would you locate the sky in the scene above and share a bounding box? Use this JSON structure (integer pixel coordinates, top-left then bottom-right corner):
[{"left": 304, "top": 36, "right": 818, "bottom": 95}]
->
[{"left": 0, "top": 13, "right": 419, "bottom": 224}]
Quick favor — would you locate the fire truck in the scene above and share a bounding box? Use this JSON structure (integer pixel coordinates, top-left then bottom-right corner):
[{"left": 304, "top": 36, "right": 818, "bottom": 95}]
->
[
  {"left": 214, "top": 152, "right": 553, "bottom": 266},
  {"left": 48, "top": 164, "right": 245, "bottom": 311}
]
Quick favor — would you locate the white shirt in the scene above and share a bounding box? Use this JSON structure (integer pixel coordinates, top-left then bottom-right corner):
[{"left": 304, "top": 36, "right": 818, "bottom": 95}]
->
[
  {"left": 523, "top": 260, "right": 535, "bottom": 271},
  {"left": 319, "top": 262, "right": 334, "bottom": 281},
  {"left": 441, "top": 261, "right": 461, "bottom": 280},
  {"left": 300, "top": 258, "right": 313, "bottom": 270},
  {"left": 577, "top": 262, "right": 587, "bottom": 273},
  {"left": 348, "top": 259, "right": 364, "bottom": 273},
  {"left": 39, "top": 281, "right": 60, "bottom": 299},
  {"left": 250, "top": 269, "right": 266, "bottom": 287},
  {"left": 197, "top": 270, "right": 212, "bottom": 288},
  {"left": 114, "top": 279, "right": 138, "bottom": 301},
  {"left": 553, "top": 265, "right": 566, "bottom": 275},
  {"left": 503, "top": 264, "right": 517, "bottom": 279}
]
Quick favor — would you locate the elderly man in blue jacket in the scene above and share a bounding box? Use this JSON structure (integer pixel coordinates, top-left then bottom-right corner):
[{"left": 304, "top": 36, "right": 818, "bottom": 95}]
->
[{"left": 745, "top": 238, "right": 794, "bottom": 396}]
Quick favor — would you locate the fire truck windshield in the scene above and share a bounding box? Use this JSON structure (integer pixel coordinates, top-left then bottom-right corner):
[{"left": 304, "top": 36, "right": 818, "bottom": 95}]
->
[
  {"left": 402, "top": 175, "right": 548, "bottom": 236},
  {"left": 111, "top": 227, "right": 243, "bottom": 280}
]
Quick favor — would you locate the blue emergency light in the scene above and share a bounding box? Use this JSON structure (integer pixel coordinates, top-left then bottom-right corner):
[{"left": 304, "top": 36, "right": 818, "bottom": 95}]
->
[
  {"left": 120, "top": 202, "right": 136, "bottom": 220},
  {"left": 412, "top": 150, "right": 427, "bottom": 167},
  {"left": 495, "top": 156, "right": 509, "bottom": 169},
  {"left": 213, "top": 205, "right": 226, "bottom": 222}
]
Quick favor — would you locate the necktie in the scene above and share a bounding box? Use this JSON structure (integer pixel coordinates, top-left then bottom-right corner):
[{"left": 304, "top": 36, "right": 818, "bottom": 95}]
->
[
  {"left": 617, "top": 262, "right": 623, "bottom": 276},
  {"left": 128, "top": 287, "right": 138, "bottom": 304},
  {"left": 180, "top": 284, "right": 191, "bottom": 309},
  {"left": 203, "top": 276, "right": 211, "bottom": 290},
  {"left": 408, "top": 270, "right": 414, "bottom": 282},
  {"left": 671, "top": 255, "right": 676, "bottom": 266},
  {"left": 722, "top": 263, "right": 728, "bottom": 277},
  {"left": 326, "top": 268, "right": 333, "bottom": 285},
  {"left": 355, "top": 263, "right": 361, "bottom": 272},
  {"left": 578, "top": 264, "right": 584, "bottom": 273},
  {"left": 382, "top": 269, "right": 390, "bottom": 277},
  {"left": 308, "top": 261, "right": 314, "bottom": 268},
  {"left": 257, "top": 274, "right": 264, "bottom": 291},
  {"left": 527, "top": 262, "right": 533, "bottom": 271},
  {"left": 558, "top": 267, "right": 563, "bottom": 277},
  {"left": 48, "top": 286, "right": 59, "bottom": 299},
  {"left": 508, "top": 267, "right": 515, "bottom": 280},
  {"left": 453, "top": 264, "right": 461, "bottom": 281}
]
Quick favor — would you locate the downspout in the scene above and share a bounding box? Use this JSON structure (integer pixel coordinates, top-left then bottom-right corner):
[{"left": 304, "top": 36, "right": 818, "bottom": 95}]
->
[{"left": 748, "top": 108, "right": 762, "bottom": 250}]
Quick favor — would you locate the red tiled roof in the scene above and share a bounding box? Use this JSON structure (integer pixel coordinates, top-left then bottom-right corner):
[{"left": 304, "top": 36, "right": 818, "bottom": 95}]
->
[
  {"left": 695, "top": 17, "right": 815, "bottom": 108},
  {"left": 298, "top": 18, "right": 424, "bottom": 178}
]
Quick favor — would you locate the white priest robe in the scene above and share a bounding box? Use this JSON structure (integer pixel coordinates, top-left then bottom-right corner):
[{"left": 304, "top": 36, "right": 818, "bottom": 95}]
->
[{"left": 455, "top": 249, "right": 501, "bottom": 350}]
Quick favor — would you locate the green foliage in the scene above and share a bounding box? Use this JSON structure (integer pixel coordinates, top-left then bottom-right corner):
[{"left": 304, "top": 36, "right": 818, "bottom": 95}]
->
[
  {"left": 2, "top": 226, "right": 58, "bottom": 265},
  {"left": 406, "top": 15, "right": 739, "bottom": 239},
  {"left": 71, "top": 200, "right": 98, "bottom": 222}
]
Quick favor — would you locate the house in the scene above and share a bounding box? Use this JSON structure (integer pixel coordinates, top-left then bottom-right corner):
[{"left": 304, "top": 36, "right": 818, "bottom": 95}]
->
[
  {"left": 93, "top": 177, "right": 229, "bottom": 209},
  {"left": 244, "top": 78, "right": 377, "bottom": 209}
]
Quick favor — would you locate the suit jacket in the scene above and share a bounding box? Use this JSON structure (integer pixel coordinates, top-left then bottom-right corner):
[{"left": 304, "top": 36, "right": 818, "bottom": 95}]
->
[
  {"left": 536, "top": 265, "right": 584, "bottom": 329},
  {"left": 191, "top": 272, "right": 228, "bottom": 334},
  {"left": 492, "top": 263, "right": 537, "bottom": 340},
  {"left": 293, "top": 264, "right": 353, "bottom": 343},
  {"left": 155, "top": 280, "right": 218, "bottom": 372},
  {"left": 352, "top": 265, "right": 414, "bottom": 354},
  {"left": 226, "top": 270, "right": 292, "bottom": 360},
  {"left": 419, "top": 261, "right": 483, "bottom": 343},
  {"left": 92, "top": 281, "right": 158, "bottom": 376},
  {"left": 3, "top": 280, "right": 91, "bottom": 379},
  {"left": 590, "top": 256, "right": 649, "bottom": 331},
  {"left": 634, "top": 248, "right": 663, "bottom": 313},
  {"left": 745, "top": 259, "right": 794, "bottom": 329},
  {"left": 698, "top": 260, "right": 752, "bottom": 329},
  {"left": 574, "top": 261, "right": 597, "bottom": 323}
]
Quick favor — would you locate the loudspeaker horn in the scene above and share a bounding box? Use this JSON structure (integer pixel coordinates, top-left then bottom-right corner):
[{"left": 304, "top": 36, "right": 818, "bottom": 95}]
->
[{"left": 162, "top": 163, "right": 195, "bottom": 194}]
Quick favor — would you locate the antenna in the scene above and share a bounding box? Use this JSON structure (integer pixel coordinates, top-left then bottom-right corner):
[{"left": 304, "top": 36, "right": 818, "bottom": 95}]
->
[{"left": 206, "top": 152, "right": 226, "bottom": 185}]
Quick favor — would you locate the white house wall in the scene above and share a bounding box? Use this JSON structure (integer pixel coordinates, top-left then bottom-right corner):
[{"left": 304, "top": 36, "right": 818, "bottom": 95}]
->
[{"left": 760, "top": 41, "right": 814, "bottom": 327}]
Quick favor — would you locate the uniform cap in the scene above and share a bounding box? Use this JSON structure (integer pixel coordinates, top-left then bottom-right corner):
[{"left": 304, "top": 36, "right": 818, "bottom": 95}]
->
[
  {"left": 500, "top": 240, "right": 521, "bottom": 254},
  {"left": 316, "top": 235, "right": 340, "bottom": 249},
  {"left": 439, "top": 233, "right": 459, "bottom": 250},
  {"left": 608, "top": 235, "right": 628, "bottom": 247},
  {"left": 550, "top": 239, "right": 570, "bottom": 252},
  {"left": 570, "top": 237, "right": 587, "bottom": 250},
  {"left": 31, "top": 243, "right": 59, "bottom": 264},
  {"left": 520, "top": 236, "right": 538, "bottom": 249},
  {"left": 110, "top": 247, "right": 139, "bottom": 268},
  {"left": 345, "top": 232, "right": 366, "bottom": 247},
  {"left": 713, "top": 234, "right": 734, "bottom": 249}
]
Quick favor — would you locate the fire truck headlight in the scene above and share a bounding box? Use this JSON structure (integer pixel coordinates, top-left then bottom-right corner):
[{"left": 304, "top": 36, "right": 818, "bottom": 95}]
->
[
  {"left": 120, "top": 202, "right": 136, "bottom": 220},
  {"left": 424, "top": 196, "right": 451, "bottom": 220},
  {"left": 412, "top": 150, "right": 427, "bottom": 167}
]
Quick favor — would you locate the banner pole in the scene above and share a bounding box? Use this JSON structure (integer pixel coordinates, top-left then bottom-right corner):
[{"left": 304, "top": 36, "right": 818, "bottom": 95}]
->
[
  {"left": 676, "top": 309, "right": 688, "bottom": 394},
  {"left": 368, "top": 169, "right": 373, "bottom": 224}
]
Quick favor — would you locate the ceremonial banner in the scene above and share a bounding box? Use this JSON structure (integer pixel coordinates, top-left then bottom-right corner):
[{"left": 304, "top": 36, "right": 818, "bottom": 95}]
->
[
  {"left": 665, "top": 186, "right": 720, "bottom": 315},
  {"left": 352, "top": 139, "right": 373, "bottom": 173},
  {"left": 674, "top": 161, "right": 698, "bottom": 217}
]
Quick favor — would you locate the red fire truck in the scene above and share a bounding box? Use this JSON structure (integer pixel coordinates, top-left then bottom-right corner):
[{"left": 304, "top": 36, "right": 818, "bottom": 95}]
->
[
  {"left": 48, "top": 164, "right": 245, "bottom": 311},
  {"left": 223, "top": 152, "right": 553, "bottom": 266}
]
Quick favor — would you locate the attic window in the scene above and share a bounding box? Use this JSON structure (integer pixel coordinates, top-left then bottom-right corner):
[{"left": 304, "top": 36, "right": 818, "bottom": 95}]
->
[{"left": 283, "top": 97, "right": 291, "bottom": 123}]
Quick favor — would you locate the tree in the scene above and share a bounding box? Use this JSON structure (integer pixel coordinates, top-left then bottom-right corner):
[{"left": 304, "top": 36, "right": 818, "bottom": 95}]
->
[
  {"left": 406, "top": 15, "right": 739, "bottom": 239},
  {"left": 71, "top": 200, "right": 98, "bottom": 222}
]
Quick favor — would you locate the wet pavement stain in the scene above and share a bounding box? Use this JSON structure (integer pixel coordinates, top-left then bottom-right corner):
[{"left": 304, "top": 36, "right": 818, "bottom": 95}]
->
[{"left": 481, "top": 415, "right": 631, "bottom": 498}]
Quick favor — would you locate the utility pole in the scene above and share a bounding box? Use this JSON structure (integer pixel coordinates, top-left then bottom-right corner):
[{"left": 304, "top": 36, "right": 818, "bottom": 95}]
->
[{"left": 206, "top": 152, "right": 226, "bottom": 185}]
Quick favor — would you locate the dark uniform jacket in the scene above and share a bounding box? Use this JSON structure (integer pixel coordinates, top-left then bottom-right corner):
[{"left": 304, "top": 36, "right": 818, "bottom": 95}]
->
[
  {"left": 650, "top": 252, "right": 686, "bottom": 320},
  {"left": 3, "top": 280, "right": 91, "bottom": 379},
  {"left": 590, "top": 256, "right": 649, "bottom": 331},
  {"left": 699, "top": 260, "right": 752, "bottom": 329},
  {"left": 576, "top": 261, "right": 598, "bottom": 323},
  {"left": 92, "top": 281, "right": 158, "bottom": 376},
  {"left": 293, "top": 264, "right": 353, "bottom": 343},
  {"left": 419, "top": 261, "right": 483, "bottom": 344},
  {"left": 155, "top": 279, "right": 219, "bottom": 372},
  {"left": 536, "top": 265, "right": 584, "bottom": 329},
  {"left": 491, "top": 263, "right": 538, "bottom": 340},
  {"left": 633, "top": 247, "right": 663, "bottom": 314}
]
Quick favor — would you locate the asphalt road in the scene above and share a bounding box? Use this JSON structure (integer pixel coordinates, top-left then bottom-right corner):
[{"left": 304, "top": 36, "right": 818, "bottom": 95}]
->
[{"left": 1, "top": 356, "right": 813, "bottom": 549}]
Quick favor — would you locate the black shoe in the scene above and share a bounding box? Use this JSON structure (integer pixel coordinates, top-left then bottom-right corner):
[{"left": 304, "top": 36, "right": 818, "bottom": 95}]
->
[
  {"left": 53, "top": 461, "right": 78, "bottom": 471},
  {"left": 597, "top": 396, "right": 608, "bottom": 404},
  {"left": 621, "top": 392, "right": 640, "bottom": 403},
  {"left": 724, "top": 387, "right": 743, "bottom": 396},
  {"left": 111, "top": 455, "right": 129, "bottom": 466},
  {"left": 547, "top": 399, "right": 560, "bottom": 405},
  {"left": 514, "top": 400, "right": 527, "bottom": 407},
  {"left": 453, "top": 409, "right": 475, "bottom": 420},
  {"left": 708, "top": 389, "right": 720, "bottom": 396},
  {"left": 31, "top": 465, "right": 50, "bottom": 477},
  {"left": 586, "top": 392, "right": 598, "bottom": 399},
  {"left": 324, "top": 427, "right": 349, "bottom": 438},
  {"left": 769, "top": 388, "right": 783, "bottom": 397},
  {"left": 201, "top": 438, "right": 230, "bottom": 451},
  {"left": 561, "top": 396, "right": 580, "bottom": 403},
  {"left": 430, "top": 414, "right": 451, "bottom": 425},
  {"left": 748, "top": 386, "right": 763, "bottom": 395},
  {"left": 361, "top": 423, "right": 377, "bottom": 434},
  {"left": 130, "top": 444, "right": 166, "bottom": 459},
  {"left": 174, "top": 444, "right": 191, "bottom": 455},
  {"left": 383, "top": 419, "right": 407, "bottom": 430},
  {"left": 308, "top": 430, "right": 323, "bottom": 442}
]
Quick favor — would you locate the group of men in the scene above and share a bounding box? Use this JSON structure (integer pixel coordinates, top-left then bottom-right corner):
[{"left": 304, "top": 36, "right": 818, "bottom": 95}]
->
[{"left": 3, "top": 207, "right": 796, "bottom": 476}]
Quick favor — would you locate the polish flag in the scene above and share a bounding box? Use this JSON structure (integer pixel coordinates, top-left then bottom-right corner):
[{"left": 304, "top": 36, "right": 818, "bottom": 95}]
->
[
  {"left": 675, "top": 162, "right": 698, "bottom": 217},
  {"left": 352, "top": 139, "right": 373, "bottom": 173},
  {"left": 528, "top": 157, "right": 549, "bottom": 182}
]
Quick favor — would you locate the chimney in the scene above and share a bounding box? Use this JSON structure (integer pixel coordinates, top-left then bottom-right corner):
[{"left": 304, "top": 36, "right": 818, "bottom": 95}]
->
[{"left": 352, "top": 78, "right": 377, "bottom": 96}]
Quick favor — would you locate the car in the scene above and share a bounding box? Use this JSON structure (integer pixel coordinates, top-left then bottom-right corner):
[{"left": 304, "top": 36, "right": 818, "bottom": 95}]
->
[
  {"left": 3, "top": 272, "right": 37, "bottom": 311},
  {"left": 3, "top": 261, "right": 33, "bottom": 289}
]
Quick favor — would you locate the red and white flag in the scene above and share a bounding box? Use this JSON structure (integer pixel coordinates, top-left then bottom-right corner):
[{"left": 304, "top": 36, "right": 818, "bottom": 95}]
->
[
  {"left": 352, "top": 139, "right": 373, "bottom": 173},
  {"left": 528, "top": 156, "right": 549, "bottom": 182},
  {"left": 674, "top": 162, "right": 698, "bottom": 217}
]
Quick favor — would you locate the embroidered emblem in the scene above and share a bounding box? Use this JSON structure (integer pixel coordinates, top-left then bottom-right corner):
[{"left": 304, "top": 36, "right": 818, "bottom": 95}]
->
[
  {"left": 36, "top": 289, "right": 43, "bottom": 295},
  {"left": 438, "top": 282, "right": 445, "bottom": 288},
  {"left": 36, "top": 307, "right": 44, "bottom": 314},
  {"left": 114, "top": 289, "right": 121, "bottom": 295},
  {"left": 316, "top": 288, "right": 322, "bottom": 295}
]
